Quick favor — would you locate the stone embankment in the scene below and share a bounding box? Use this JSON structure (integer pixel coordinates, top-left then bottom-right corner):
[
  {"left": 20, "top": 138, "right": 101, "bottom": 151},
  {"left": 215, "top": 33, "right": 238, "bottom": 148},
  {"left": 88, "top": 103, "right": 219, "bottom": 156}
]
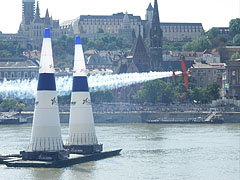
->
[{"left": 20, "top": 111, "right": 240, "bottom": 123}]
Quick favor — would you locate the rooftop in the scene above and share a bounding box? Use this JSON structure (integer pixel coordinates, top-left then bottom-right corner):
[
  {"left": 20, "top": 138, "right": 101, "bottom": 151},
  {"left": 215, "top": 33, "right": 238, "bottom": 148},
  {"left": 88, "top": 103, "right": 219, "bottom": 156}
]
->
[
  {"left": 192, "top": 62, "right": 215, "bottom": 69},
  {"left": 0, "top": 58, "right": 39, "bottom": 69},
  {"left": 79, "top": 13, "right": 141, "bottom": 21}
]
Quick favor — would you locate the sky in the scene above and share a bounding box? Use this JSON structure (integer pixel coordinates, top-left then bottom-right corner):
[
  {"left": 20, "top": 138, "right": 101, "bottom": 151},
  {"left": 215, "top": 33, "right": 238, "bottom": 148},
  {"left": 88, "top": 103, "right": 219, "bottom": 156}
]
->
[{"left": 0, "top": 0, "right": 238, "bottom": 33}]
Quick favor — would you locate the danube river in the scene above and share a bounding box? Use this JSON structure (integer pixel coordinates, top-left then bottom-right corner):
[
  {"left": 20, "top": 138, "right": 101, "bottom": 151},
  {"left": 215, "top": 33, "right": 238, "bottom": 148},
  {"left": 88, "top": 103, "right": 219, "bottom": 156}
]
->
[{"left": 0, "top": 123, "right": 239, "bottom": 180}]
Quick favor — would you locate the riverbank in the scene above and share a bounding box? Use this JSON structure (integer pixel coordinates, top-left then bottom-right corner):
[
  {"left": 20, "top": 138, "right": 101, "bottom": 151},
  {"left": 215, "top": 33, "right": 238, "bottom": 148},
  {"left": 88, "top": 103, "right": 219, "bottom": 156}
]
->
[{"left": 18, "top": 111, "right": 240, "bottom": 123}]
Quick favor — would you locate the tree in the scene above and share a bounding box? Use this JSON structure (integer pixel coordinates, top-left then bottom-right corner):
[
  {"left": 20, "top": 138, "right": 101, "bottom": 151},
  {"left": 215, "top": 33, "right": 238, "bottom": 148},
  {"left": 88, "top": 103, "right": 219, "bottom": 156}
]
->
[
  {"left": 134, "top": 79, "right": 175, "bottom": 104},
  {"left": 233, "top": 34, "right": 240, "bottom": 45},
  {"left": 15, "top": 103, "right": 26, "bottom": 114},
  {"left": 182, "top": 36, "right": 212, "bottom": 52},
  {"left": 132, "top": 29, "right": 136, "bottom": 42},
  {"left": 0, "top": 99, "right": 18, "bottom": 112},
  {"left": 206, "top": 83, "right": 220, "bottom": 101},
  {"left": 207, "top": 28, "right": 220, "bottom": 40},
  {"left": 0, "top": 41, "right": 23, "bottom": 58},
  {"left": 230, "top": 52, "right": 240, "bottom": 61},
  {"left": 229, "top": 18, "right": 240, "bottom": 37},
  {"left": 90, "top": 90, "right": 114, "bottom": 103}
]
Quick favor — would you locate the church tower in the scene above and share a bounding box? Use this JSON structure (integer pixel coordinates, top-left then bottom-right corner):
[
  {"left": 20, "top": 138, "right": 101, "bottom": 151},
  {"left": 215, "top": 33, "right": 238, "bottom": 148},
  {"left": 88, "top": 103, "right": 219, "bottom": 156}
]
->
[
  {"left": 22, "top": 0, "right": 35, "bottom": 25},
  {"left": 149, "top": 0, "right": 163, "bottom": 71},
  {"left": 44, "top": 9, "right": 51, "bottom": 27},
  {"left": 146, "top": 3, "right": 154, "bottom": 23}
]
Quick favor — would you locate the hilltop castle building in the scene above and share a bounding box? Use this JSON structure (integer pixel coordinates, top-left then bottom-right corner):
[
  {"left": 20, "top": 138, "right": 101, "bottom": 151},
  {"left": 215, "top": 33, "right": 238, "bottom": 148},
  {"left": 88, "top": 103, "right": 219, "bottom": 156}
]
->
[
  {"left": 19, "top": 0, "right": 73, "bottom": 50},
  {"left": 0, "top": 0, "right": 73, "bottom": 51},
  {"left": 0, "top": 0, "right": 204, "bottom": 51},
  {"left": 71, "top": 12, "right": 143, "bottom": 41},
  {"left": 62, "top": 1, "right": 203, "bottom": 42}
]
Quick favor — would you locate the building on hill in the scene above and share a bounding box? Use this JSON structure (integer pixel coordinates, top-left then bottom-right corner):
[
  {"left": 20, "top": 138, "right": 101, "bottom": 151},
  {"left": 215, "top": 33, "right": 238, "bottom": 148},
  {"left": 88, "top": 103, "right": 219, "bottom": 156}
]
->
[
  {"left": 126, "top": 32, "right": 151, "bottom": 72},
  {"left": 0, "top": 57, "right": 39, "bottom": 81},
  {"left": 113, "top": 32, "right": 149, "bottom": 101},
  {"left": 74, "top": 12, "right": 143, "bottom": 41},
  {"left": 144, "top": 3, "right": 154, "bottom": 39},
  {"left": 65, "top": 1, "right": 203, "bottom": 42},
  {"left": 225, "top": 59, "right": 240, "bottom": 99},
  {"left": 190, "top": 62, "right": 218, "bottom": 87},
  {"left": 215, "top": 27, "right": 229, "bottom": 35},
  {"left": 19, "top": 0, "right": 74, "bottom": 50},
  {"left": 144, "top": 2, "right": 203, "bottom": 41},
  {"left": 117, "top": 31, "right": 150, "bottom": 73},
  {"left": 201, "top": 49, "right": 220, "bottom": 63},
  {"left": 219, "top": 46, "right": 240, "bottom": 62},
  {"left": 0, "top": 0, "right": 73, "bottom": 50},
  {"left": 160, "top": 23, "right": 203, "bottom": 41}
]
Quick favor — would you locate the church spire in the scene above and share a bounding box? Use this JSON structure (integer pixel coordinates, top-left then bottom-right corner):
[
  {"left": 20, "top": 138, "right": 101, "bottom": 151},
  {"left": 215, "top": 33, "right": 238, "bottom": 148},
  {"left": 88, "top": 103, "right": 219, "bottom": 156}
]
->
[
  {"left": 35, "top": 1, "right": 40, "bottom": 18},
  {"left": 33, "top": 1, "right": 41, "bottom": 23},
  {"left": 45, "top": 8, "right": 51, "bottom": 26},
  {"left": 152, "top": 0, "right": 160, "bottom": 25},
  {"left": 149, "top": 0, "right": 163, "bottom": 71},
  {"left": 45, "top": 8, "right": 49, "bottom": 18}
]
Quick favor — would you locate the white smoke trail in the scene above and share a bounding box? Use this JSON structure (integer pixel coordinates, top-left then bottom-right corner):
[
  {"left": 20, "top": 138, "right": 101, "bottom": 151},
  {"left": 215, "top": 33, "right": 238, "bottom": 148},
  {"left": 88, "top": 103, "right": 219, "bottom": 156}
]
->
[{"left": 0, "top": 71, "right": 177, "bottom": 99}]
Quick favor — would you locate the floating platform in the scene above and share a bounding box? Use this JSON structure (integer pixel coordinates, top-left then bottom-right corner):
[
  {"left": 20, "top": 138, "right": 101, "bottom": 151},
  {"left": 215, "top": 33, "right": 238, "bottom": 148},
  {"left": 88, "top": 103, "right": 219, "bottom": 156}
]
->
[{"left": 0, "top": 149, "right": 122, "bottom": 168}]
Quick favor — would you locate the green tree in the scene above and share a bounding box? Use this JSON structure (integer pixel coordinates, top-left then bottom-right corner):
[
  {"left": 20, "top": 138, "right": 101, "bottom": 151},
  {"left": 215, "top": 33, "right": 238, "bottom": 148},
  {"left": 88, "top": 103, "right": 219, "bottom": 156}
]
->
[
  {"left": 0, "top": 99, "right": 18, "bottom": 112},
  {"left": 15, "top": 103, "right": 26, "bottom": 114},
  {"left": 233, "top": 34, "right": 240, "bottom": 45},
  {"left": 229, "top": 18, "right": 240, "bottom": 37},
  {"left": 182, "top": 36, "right": 212, "bottom": 52},
  {"left": 0, "top": 41, "right": 23, "bottom": 57},
  {"left": 134, "top": 79, "right": 175, "bottom": 104},
  {"left": 207, "top": 28, "right": 220, "bottom": 40},
  {"left": 90, "top": 90, "right": 114, "bottom": 103},
  {"left": 132, "top": 29, "right": 136, "bottom": 43},
  {"left": 230, "top": 52, "right": 240, "bottom": 61},
  {"left": 206, "top": 83, "right": 220, "bottom": 101}
]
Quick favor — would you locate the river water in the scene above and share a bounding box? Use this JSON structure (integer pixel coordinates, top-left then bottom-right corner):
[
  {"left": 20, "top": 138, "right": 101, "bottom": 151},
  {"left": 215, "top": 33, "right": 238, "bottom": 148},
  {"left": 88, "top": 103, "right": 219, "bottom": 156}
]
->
[{"left": 0, "top": 123, "right": 239, "bottom": 180}]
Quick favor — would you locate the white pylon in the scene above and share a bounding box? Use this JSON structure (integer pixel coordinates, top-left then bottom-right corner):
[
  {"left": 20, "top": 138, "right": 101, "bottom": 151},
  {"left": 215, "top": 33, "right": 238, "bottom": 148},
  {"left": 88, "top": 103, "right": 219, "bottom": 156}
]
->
[
  {"left": 68, "top": 36, "right": 98, "bottom": 146},
  {"left": 28, "top": 28, "right": 63, "bottom": 152}
]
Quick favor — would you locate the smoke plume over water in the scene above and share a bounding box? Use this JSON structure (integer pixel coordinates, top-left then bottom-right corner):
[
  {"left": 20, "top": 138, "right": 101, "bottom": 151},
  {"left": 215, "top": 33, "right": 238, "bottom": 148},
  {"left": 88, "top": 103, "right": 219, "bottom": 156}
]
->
[{"left": 0, "top": 71, "right": 175, "bottom": 99}]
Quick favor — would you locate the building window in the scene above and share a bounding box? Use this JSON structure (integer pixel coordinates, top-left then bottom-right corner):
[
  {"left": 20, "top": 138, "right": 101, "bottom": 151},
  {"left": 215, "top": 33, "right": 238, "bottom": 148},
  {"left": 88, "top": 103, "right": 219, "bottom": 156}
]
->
[
  {"left": 24, "top": 72, "right": 28, "bottom": 78},
  {"left": 17, "top": 72, "right": 21, "bottom": 78},
  {"left": 11, "top": 72, "right": 14, "bottom": 78},
  {"left": 4, "top": 72, "right": 8, "bottom": 78},
  {"left": 232, "top": 79, "right": 236, "bottom": 85},
  {"left": 31, "top": 72, "right": 35, "bottom": 78}
]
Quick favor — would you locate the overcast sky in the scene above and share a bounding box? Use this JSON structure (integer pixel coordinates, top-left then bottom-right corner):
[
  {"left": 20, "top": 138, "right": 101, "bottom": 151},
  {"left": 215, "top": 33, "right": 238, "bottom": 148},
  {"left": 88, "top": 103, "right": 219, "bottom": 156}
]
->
[{"left": 0, "top": 0, "right": 238, "bottom": 33}]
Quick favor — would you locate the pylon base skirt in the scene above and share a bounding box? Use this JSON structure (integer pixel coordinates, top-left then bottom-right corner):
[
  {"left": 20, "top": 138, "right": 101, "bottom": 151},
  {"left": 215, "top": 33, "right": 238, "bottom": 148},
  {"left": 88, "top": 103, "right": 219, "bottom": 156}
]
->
[
  {"left": 64, "top": 144, "right": 103, "bottom": 154},
  {"left": 20, "top": 150, "right": 69, "bottom": 161}
]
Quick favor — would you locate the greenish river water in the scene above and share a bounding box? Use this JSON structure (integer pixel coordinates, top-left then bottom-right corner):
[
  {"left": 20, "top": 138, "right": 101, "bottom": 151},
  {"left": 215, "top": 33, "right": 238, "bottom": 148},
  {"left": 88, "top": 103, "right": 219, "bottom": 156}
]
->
[{"left": 0, "top": 123, "right": 239, "bottom": 180}]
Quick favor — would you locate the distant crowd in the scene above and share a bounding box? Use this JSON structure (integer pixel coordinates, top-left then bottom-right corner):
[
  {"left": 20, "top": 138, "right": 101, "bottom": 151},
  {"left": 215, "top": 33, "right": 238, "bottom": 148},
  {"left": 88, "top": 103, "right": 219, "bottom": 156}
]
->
[{"left": 91, "top": 103, "right": 240, "bottom": 113}]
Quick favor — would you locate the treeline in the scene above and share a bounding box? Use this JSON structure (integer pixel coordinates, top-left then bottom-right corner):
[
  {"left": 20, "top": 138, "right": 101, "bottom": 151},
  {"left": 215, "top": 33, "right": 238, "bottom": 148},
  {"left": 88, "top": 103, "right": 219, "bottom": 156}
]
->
[
  {"left": 81, "top": 34, "right": 132, "bottom": 51},
  {"left": 133, "top": 77, "right": 220, "bottom": 104},
  {"left": 0, "top": 41, "right": 23, "bottom": 58},
  {"left": 182, "top": 18, "right": 240, "bottom": 60},
  {"left": 58, "top": 90, "right": 114, "bottom": 105},
  {"left": 52, "top": 33, "right": 132, "bottom": 55},
  {"left": 0, "top": 99, "right": 25, "bottom": 112},
  {"left": 52, "top": 33, "right": 132, "bottom": 68}
]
